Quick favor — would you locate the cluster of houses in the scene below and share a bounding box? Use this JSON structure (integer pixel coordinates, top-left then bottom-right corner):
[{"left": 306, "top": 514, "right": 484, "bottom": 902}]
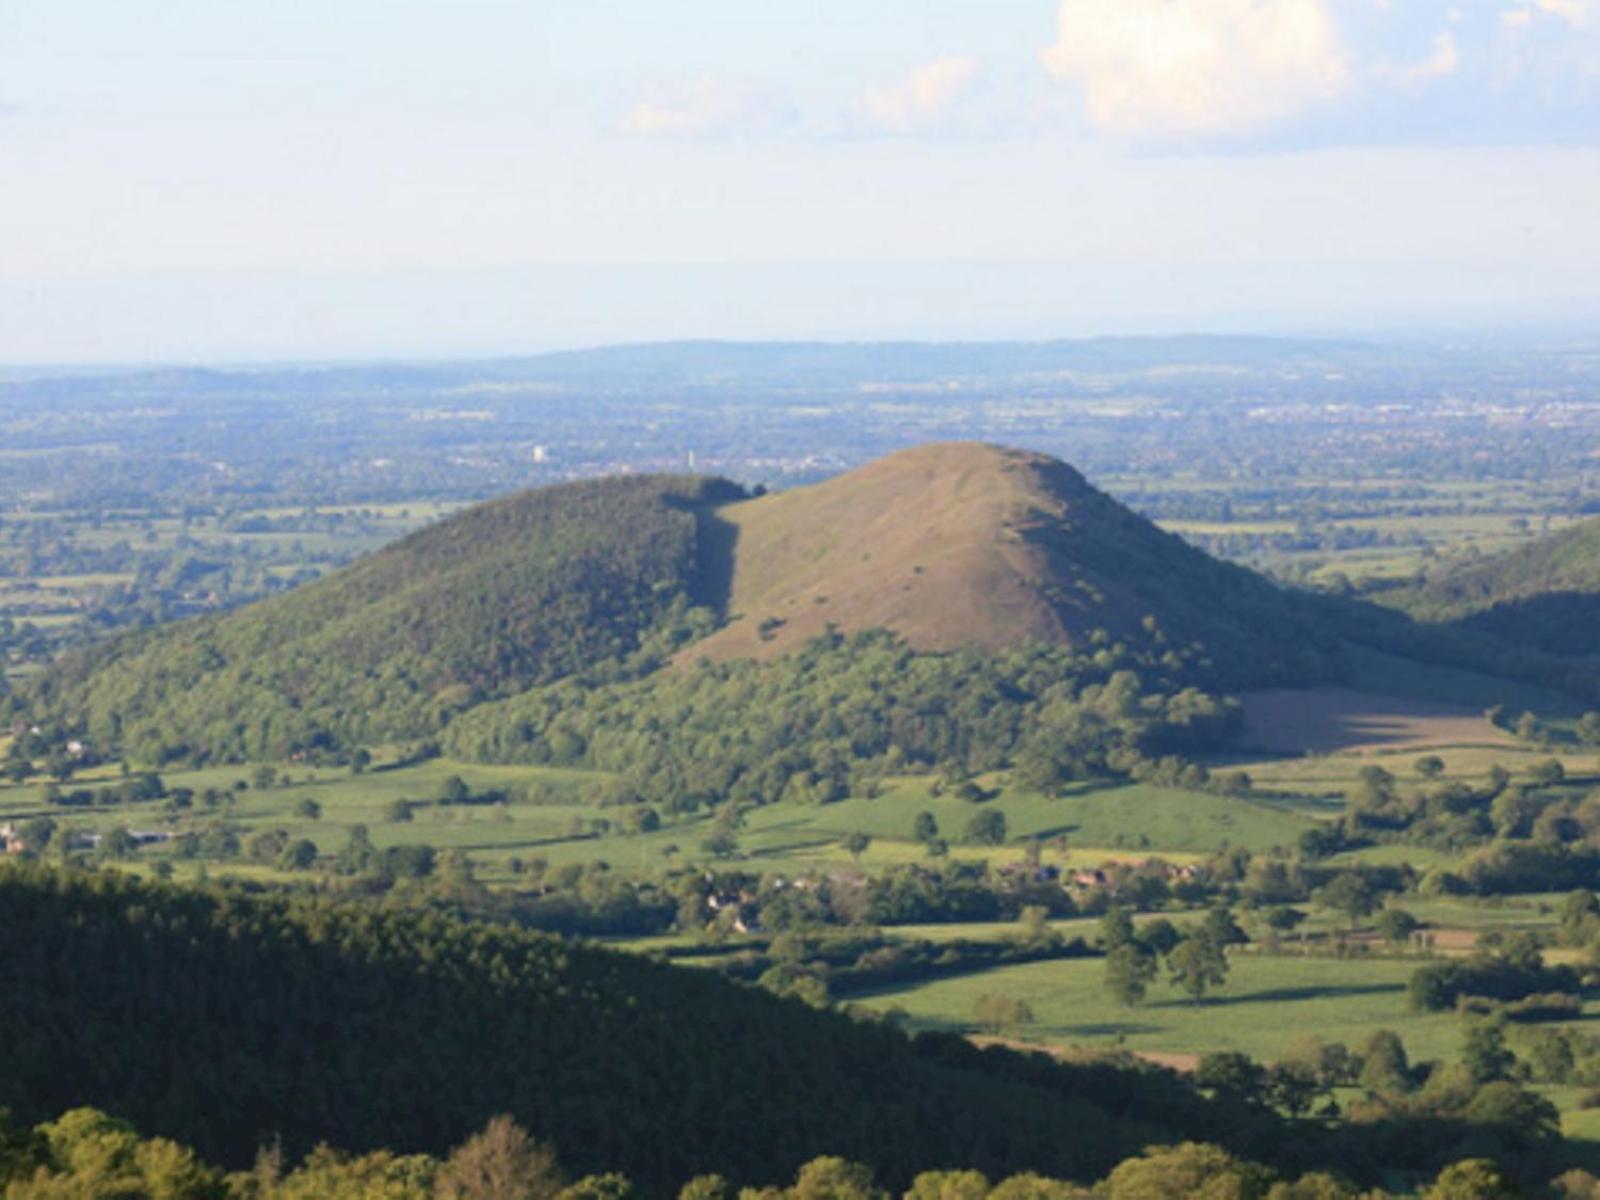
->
[{"left": 0, "top": 822, "right": 174, "bottom": 855}]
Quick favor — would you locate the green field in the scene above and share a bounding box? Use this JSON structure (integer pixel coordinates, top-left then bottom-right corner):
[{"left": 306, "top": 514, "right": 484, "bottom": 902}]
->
[
  {"left": 855, "top": 952, "right": 1471, "bottom": 1063},
  {"left": 0, "top": 756, "right": 1332, "bottom": 888}
]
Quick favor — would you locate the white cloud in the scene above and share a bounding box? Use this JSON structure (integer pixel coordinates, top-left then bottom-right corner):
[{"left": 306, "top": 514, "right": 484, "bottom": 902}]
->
[
  {"left": 617, "top": 75, "right": 793, "bottom": 140},
  {"left": 1385, "top": 30, "right": 1460, "bottom": 85},
  {"left": 1039, "top": 0, "right": 1350, "bottom": 137},
  {"left": 1532, "top": 0, "right": 1594, "bottom": 26},
  {"left": 1503, "top": 0, "right": 1594, "bottom": 27},
  {"left": 857, "top": 56, "right": 982, "bottom": 135}
]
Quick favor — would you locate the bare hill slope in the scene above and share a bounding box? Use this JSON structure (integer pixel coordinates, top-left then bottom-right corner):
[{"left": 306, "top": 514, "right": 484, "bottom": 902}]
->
[{"left": 691, "top": 442, "right": 1327, "bottom": 683}]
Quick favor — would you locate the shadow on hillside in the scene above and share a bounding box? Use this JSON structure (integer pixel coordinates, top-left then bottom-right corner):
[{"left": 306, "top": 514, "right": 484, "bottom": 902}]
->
[
  {"left": 1452, "top": 591, "right": 1600, "bottom": 656},
  {"left": 692, "top": 507, "right": 740, "bottom": 617},
  {"left": 1151, "top": 982, "right": 1401, "bottom": 1009}
]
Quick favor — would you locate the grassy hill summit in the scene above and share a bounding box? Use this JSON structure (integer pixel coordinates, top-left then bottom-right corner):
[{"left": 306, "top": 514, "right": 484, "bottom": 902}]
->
[
  {"left": 694, "top": 442, "right": 1327, "bottom": 681},
  {"left": 1391, "top": 516, "right": 1600, "bottom": 654},
  {"left": 14, "top": 442, "right": 1333, "bottom": 765}
]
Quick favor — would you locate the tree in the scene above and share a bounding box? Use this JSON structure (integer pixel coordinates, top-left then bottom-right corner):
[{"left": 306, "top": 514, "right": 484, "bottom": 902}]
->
[
  {"left": 1421, "top": 1160, "right": 1517, "bottom": 1200},
  {"left": 1531, "top": 758, "right": 1566, "bottom": 786},
  {"left": 435, "top": 1114, "right": 565, "bottom": 1200},
  {"left": 1375, "top": 908, "right": 1419, "bottom": 946},
  {"left": 1560, "top": 889, "right": 1600, "bottom": 940},
  {"left": 1201, "top": 907, "right": 1248, "bottom": 947},
  {"left": 1101, "top": 1143, "right": 1274, "bottom": 1200},
  {"left": 1140, "top": 917, "right": 1182, "bottom": 957},
  {"left": 972, "top": 993, "right": 1035, "bottom": 1035},
  {"left": 1579, "top": 711, "right": 1600, "bottom": 747},
  {"left": 558, "top": 1175, "right": 635, "bottom": 1200},
  {"left": 1356, "top": 1030, "right": 1411, "bottom": 1093},
  {"left": 789, "top": 1157, "right": 885, "bottom": 1200},
  {"left": 903, "top": 1169, "right": 991, "bottom": 1200},
  {"left": 985, "top": 1174, "right": 1084, "bottom": 1200},
  {"left": 294, "top": 797, "right": 322, "bottom": 820},
  {"left": 625, "top": 806, "right": 661, "bottom": 835},
  {"left": 1104, "top": 944, "right": 1157, "bottom": 1007},
  {"left": 251, "top": 765, "right": 277, "bottom": 790},
  {"left": 911, "top": 812, "right": 939, "bottom": 844},
  {"left": 1167, "top": 936, "right": 1228, "bottom": 1004},
  {"left": 1414, "top": 755, "right": 1446, "bottom": 780},
  {"left": 350, "top": 747, "right": 372, "bottom": 774},
  {"left": 1315, "top": 873, "right": 1378, "bottom": 929},
  {"left": 1461, "top": 1081, "right": 1560, "bottom": 1143},
  {"left": 277, "top": 838, "right": 318, "bottom": 871},
  {"left": 1016, "top": 905, "right": 1059, "bottom": 950},
  {"left": 1196, "top": 1051, "right": 1267, "bottom": 1106},
  {"left": 842, "top": 832, "right": 872, "bottom": 864},
  {"left": 98, "top": 828, "right": 136, "bottom": 861},
  {"left": 676, "top": 1175, "right": 732, "bottom": 1200},
  {"left": 1263, "top": 907, "right": 1307, "bottom": 936},
  {"left": 1264, "top": 1063, "right": 1319, "bottom": 1117},
  {"left": 1100, "top": 906, "right": 1136, "bottom": 951},
  {"left": 16, "top": 816, "right": 56, "bottom": 853},
  {"left": 1461, "top": 1019, "right": 1515, "bottom": 1084},
  {"left": 963, "top": 809, "right": 1007, "bottom": 846}
]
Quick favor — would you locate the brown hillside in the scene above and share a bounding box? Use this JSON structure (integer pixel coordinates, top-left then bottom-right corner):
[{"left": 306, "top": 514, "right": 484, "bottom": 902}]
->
[{"left": 686, "top": 442, "right": 1318, "bottom": 678}]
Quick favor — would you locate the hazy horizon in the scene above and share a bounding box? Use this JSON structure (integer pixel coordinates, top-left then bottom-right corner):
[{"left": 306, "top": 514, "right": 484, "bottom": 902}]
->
[{"left": 4, "top": 1, "right": 1598, "bottom": 364}]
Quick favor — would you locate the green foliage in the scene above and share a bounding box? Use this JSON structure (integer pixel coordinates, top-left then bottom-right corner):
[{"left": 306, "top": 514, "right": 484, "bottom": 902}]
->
[
  {"left": 1374, "top": 909, "right": 1419, "bottom": 946},
  {"left": 0, "top": 862, "right": 1316, "bottom": 1194},
  {"left": 1100, "top": 1142, "right": 1275, "bottom": 1200},
  {"left": 1168, "top": 936, "right": 1230, "bottom": 1005},
  {"left": 25, "top": 475, "right": 740, "bottom": 762},
  {"left": 971, "top": 993, "right": 1035, "bottom": 1035},
  {"left": 1396, "top": 515, "right": 1600, "bottom": 658},
  {"left": 446, "top": 630, "right": 1243, "bottom": 811},
  {"left": 1315, "top": 874, "right": 1379, "bottom": 929},
  {"left": 1104, "top": 944, "right": 1158, "bottom": 1008},
  {"left": 1408, "top": 954, "right": 1577, "bottom": 1013},
  {"left": 1420, "top": 1158, "right": 1518, "bottom": 1200},
  {"left": 1460, "top": 1021, "right": 1515, "bottom": 1085},
  {"left": 964, "top": 810, "right": 1008, "bottom": 847}
]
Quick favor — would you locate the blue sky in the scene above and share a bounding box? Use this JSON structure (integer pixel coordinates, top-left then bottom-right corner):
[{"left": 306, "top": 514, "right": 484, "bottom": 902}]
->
[{"left": 2, "top": 0, "right": 1598, "bottom": 362}]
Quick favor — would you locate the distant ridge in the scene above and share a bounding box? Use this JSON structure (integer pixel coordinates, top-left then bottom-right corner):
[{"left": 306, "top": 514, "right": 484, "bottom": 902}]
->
[{"left": 496, "top": 335, "right": 1371, "bottom": 387}]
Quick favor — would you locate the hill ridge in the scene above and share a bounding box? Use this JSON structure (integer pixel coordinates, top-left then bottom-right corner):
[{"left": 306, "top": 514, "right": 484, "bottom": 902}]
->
[{"left": 14, "top": 442, "right": 1335, "bottom": 764}]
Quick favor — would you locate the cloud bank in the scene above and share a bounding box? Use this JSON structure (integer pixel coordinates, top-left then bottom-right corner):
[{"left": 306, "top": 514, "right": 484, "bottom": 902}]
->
[
  {"left": 856, "top": 56, "right": 982, "bottom": 135},
  {"left": 617, "top": 74, "right": 793, "bottom": 140},
  {"left": 1040, "top": 0, "right": 1350, "bottom": 136}
]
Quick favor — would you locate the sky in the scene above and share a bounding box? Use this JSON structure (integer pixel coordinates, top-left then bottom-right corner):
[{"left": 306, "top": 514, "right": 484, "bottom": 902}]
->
[{"left": 2, "top": 0, "right": 1599, "bottom": 363}]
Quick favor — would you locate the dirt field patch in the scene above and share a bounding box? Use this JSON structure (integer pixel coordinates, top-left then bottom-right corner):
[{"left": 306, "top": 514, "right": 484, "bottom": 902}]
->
[{"left": 1239, "top": 687, "right": 1515, "bottom": 755}]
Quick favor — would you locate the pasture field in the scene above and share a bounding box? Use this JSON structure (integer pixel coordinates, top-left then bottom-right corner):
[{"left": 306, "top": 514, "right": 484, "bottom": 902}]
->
[
  {"left": 0, "top": 755, "right": 1328, "bottom": 888},
  {"left": 853, "top": 952, "right": 1468, "bottom": 1063},
  {"left": 1233, "top": 744, "right": 1600, "bottom": 800}
]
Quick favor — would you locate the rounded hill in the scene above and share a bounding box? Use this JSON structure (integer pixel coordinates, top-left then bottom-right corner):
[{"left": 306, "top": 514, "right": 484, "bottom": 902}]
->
[
  {"left": 15, "top": 443, "right": 1332, "bottom": 764},
  {"left": 21, "top": 473, "right": 744, "bottom": 762},
  {"left": 693, "top": 442, "right": 1328, "bottom": 684}
]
